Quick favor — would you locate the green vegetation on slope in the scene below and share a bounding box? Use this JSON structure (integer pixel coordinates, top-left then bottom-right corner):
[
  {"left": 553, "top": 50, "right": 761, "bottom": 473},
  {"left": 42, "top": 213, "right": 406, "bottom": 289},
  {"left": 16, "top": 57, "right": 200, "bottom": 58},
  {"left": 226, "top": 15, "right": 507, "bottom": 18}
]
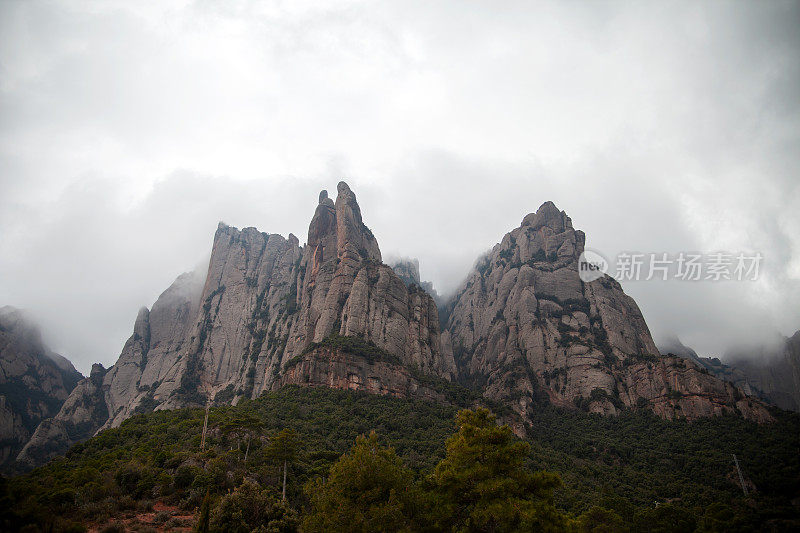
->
[
  {"left": 525, "top": 405, "right": 800, "bottom": 526},
  {"left": 1, "top": 385, "right": 798, "bottom": 532}
]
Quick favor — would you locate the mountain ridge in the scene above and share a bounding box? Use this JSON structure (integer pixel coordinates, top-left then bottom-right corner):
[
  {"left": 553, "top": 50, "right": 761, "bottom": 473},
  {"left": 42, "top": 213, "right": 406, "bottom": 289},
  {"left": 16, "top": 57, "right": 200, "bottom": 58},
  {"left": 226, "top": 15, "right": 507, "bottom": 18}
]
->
[
  {"left": 13, "top": 181, "right": 773, "bottom": 470},
  {"left": 659, "top": 332, "right": 800, "bottom": 412}
]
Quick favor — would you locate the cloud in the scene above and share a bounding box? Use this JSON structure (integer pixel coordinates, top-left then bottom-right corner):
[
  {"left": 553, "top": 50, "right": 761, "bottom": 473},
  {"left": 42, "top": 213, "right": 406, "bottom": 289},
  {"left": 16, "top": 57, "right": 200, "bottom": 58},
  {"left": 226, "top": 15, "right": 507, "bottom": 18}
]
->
[{"left": 1, "top": 0, "right": 798, "bottom": 372}]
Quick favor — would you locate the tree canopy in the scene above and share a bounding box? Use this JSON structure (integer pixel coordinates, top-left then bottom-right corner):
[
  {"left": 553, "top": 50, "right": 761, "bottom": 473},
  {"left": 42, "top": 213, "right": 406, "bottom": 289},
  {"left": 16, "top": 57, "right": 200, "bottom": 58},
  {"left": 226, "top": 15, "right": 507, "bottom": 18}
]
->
[{"left": 431, "top": 408, "right": 566, "bottom": 532}]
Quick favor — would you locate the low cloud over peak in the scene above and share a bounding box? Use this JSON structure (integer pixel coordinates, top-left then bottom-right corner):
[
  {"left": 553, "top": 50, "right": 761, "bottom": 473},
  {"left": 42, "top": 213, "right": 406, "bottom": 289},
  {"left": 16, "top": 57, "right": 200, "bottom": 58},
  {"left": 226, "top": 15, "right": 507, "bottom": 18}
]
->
[{"left": 1, "top": 1, "right": 798, "bottom": 372}]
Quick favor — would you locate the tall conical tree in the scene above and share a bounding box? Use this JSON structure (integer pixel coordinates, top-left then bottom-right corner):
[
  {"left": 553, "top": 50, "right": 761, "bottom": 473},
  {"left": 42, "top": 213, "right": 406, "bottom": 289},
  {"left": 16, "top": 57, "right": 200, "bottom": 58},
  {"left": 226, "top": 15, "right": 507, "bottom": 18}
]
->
[
  {"left": 195, "top": 489, "right": 211, "bottom": 533},
  {"left": 431, "top": 408, "right": 566, "bottom": 532}
]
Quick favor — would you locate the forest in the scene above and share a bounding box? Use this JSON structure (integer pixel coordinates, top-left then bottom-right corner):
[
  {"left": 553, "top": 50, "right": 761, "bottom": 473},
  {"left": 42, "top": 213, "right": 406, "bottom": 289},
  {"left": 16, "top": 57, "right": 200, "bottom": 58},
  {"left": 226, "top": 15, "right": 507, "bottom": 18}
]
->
[{"left": 2, "top": 385, "right": 798, "bottom": 532}]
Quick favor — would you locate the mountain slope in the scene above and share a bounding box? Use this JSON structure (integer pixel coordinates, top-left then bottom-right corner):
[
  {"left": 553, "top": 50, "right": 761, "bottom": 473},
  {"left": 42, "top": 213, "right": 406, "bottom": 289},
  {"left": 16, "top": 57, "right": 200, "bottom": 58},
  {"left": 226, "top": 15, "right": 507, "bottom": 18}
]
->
[
  {"left": 0, "top": 307, "right": 82, "bottom": 469},
  {"left": 723, "top": 332, "right": 800, "bottom": 412},
  {"left": 6, "top": 385, "right": 799, "bottom": 532}
]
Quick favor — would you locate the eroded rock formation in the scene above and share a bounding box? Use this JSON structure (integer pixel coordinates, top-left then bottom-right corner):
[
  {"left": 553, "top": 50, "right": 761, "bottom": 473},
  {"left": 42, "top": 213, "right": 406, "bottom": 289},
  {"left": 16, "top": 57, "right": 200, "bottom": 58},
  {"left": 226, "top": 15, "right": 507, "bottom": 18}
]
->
[
  {"left": 661, "top": 333, "right": 800, "bottom": 412},
  {"left": 16, "top": 363, "right": 107, "bottom": 469},
  {"left": 0, "top": 307, "right": 82, "bottom": 469},
  {"left": 17, "top": 182, "right": 454, "bottom": 467},
  {"left": 17, "top": 185, "right": 775, "bottom": 470},
  {"left": 443, "top": 202, "right": 771, "bottom": 422}
]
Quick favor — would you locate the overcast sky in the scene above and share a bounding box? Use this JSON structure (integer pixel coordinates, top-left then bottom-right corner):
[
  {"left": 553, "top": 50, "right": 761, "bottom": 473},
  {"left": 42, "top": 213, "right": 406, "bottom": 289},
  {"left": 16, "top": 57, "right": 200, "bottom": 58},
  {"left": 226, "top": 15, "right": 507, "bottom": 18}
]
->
[{"left": 1, "top": 0, "right": 799, "bottom": 374}]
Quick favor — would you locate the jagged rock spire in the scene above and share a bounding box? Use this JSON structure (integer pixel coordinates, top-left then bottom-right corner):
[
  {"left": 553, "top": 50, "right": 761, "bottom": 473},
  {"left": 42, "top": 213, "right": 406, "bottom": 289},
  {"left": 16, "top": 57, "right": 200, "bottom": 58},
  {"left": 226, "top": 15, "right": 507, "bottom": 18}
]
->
[
  {"left": 334, "top": 181, "right": 381, "bottom": 263},
  {"left": 307, "top": 181, "right": 381, "bottom": 279}
]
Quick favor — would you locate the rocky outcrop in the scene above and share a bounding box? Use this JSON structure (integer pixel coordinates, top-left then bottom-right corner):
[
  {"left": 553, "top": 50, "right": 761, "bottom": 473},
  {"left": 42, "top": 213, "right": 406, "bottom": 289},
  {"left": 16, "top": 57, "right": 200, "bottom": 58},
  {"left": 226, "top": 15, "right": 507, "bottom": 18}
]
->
[
  {"left": 658, "top": 335, "right": 710, "bottom": 369},
  {"left": 660, "top": 333, "right": 800, "bottom": 412},
  {"left": 0, "top": 307, "right": 82, "bottom": 469},
  {"left": 14, "top": 271, "right": 204, "bottom": 469},
  {"left": 18, "top": 182, "right": 455, "bottom": 468},
  {"left": 389, "top": 258, "right": 441, "bottom": 304},
  {"left": 101, "top": 270, "right": 205, "bottom": 425},
  {"left": 443, "top": 202, "right": 771, "bottom": 422},
  {"left": 17, "top": 187, "right": 777, "bottom": 469},
  {"left": 16, "top": 364, "right": 108, "bottom": 469},
  {"left": 176, "top": 180, "right": 454, "bottom": 407},
  {"left": 277, "top": 344, "right": 446, "bottom": 403},
  {"left": 722, "top": 332, "right": 800, "bottom": 412}
]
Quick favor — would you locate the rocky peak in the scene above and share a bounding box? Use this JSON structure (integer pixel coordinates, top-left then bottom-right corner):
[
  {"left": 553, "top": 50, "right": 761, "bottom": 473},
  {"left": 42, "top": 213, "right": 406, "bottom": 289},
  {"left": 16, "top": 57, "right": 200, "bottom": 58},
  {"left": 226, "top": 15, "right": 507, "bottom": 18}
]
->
[
  {"left": 308, "top": 190, "right": 337, "bottom": 253},
  {"left": 484, "top": 202, "right": 585, "bottom": 278},
  {"left": 307, "top": 182, "right": 380, "bottom": 281},
  {"left": 1, "top": 306, "right": 46, "bottom": 353},
  {"left": 17, "top": 181, "right": 457, "bottom": 470},
  {"left": 521, "top": 201, "right": 573, "bottom": 234},
  {"left": 390, "top": 258, "right": 422, "bottom": 286},
  {"left": 717, "top": 331, "right": 800, "bottom": 412},
  {"left": 89, "top": 363, "right": 106, "bottom": 382},
  {"left": 0, "top": 307, "right": 83, "bottom": 470},
  {"left": 446, "top": 202, "right": 770, "bottom": 422},
  {"left": 389, "top": 258, "right": 441, "bottom": 305},
  {"left": 334, "top": 181, "right": 381, "bottom": 263},
  {"left": 289, "top": 182, "right": 451, "bottom": 377},
  {"left": 14, "top": 187, "right": 776, "bottom": 471},
  {"left": 132, "top": 307, "right": 150, "bottom": 344}
]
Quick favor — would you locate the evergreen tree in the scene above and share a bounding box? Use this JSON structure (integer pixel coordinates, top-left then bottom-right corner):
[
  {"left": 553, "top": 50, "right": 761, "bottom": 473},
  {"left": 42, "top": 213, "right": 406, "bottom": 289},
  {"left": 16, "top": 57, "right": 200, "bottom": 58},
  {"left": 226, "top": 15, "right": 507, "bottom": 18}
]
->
[
  {"left": 431, "top": 408, "right": 566, "bottom": 532},
  {"left": 195, "top": 490, "right": 211, "bottom": 533},
  {"left": 267, "top": 428, "right": 300, "bottom": 501},
  {"left": 303, "top": 431, "right": 421, "bottom": 533},
  {"left": 209, "top": 481, "right": 298, "bottom": 533},
  {"left": 631, "top": 503, "right": 696, "bottom": 533},
  {"left": 574, "top": 506, "right": 625, "bottom": 533}
]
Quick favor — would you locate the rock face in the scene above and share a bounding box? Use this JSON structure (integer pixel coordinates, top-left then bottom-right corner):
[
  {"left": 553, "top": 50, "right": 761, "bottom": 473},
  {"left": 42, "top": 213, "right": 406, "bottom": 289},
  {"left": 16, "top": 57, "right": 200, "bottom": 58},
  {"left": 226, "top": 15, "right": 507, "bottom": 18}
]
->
[
  {"left": 389, "top": 258, "right": 441, "bottom": 304},
  {"left": 443, "top": 202, "right": 771, "bottom": 422},
  {"left": 15, "top": 271, "right": 204, "bottom": 469},
  {"left": 661, "top": 333, "right": 800, "bottom": 412},
  {"left": 722, "top": 332, "right": 800, "bottom": 412},
  {"left": 17, "top": 188, "right": 776, "bottom": 469},
  {"left": 16, "top": 364, "right": 108, "bottom": 469},
  {"left": 18, "top": 182, "right": 455, "bottom": 468},
  {"left": 0, "top": 307, "right": 82, "bottom": 469},
  {"left": 276, "top": 345, "right": 446, "bottom": 403}
]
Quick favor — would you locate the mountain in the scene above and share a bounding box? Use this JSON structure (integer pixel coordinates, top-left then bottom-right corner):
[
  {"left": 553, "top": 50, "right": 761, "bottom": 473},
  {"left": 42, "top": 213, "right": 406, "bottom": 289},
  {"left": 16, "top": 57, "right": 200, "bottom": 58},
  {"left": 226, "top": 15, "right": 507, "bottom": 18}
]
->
[
  {"left": 724, "top": 332, "right": 800, "bottom": 411},
  {"left": 659, "top": 333, "right": 800, "bottom": 412},
  {"left": 443, "top": 201, "right": 770, "bottom": 422},
  {"left": 0, "top": 306, "right": 82, "bottom": 468},
  {"left": 15, "top": 183, "right": 771, "bottom": 470},
  {"left": 17, "top": 182, "right": 455, "bottom": 468},
  {"left": 658, "top": 334, "right": 709, "bottom": 367},
  {"left": 389, "top": 258, "right": 441, "bottom": 305}
]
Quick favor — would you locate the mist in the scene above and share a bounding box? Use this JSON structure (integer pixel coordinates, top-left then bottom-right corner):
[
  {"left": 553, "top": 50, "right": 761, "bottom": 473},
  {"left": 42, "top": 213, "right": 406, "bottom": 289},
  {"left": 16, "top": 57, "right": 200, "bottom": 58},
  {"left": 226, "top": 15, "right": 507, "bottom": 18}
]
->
[{"left": 1, "top": 1, "right": 798, "bottom": 374}]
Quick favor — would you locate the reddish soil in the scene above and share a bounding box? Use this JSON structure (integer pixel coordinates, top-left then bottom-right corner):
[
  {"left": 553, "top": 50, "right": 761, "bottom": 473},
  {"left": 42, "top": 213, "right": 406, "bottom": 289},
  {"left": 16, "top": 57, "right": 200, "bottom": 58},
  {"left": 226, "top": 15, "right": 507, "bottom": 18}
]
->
[{"left": 86, "top": 501, "right": 196, "bottom": 532}]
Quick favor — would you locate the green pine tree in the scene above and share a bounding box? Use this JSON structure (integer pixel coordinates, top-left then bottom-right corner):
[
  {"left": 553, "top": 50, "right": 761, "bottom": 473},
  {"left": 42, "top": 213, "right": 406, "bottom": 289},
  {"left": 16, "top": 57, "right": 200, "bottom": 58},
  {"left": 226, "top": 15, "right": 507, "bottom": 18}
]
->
[
  {"left": 431, "top": 408, "right": 567, "bottom": 532},
  {"left": 195, "top": 489, "right": 211, "bottom": 533},
  {"left": 209, "top": 481, "right": 298, "bottom": 533},
  {"left": 303, "top": 431, "right": 421, "bottom": 533},
  {"left": 267, "top": 428, "right": 300, "bottom": 501}
]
